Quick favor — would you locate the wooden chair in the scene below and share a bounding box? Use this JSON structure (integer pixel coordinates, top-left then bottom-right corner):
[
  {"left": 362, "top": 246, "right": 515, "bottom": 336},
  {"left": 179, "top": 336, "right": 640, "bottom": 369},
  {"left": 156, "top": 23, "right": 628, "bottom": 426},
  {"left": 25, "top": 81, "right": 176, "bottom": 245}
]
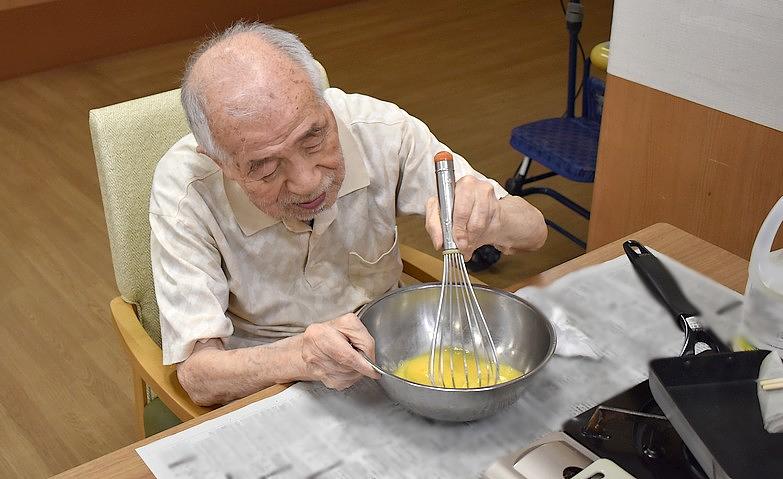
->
[{"left": 89, "top": 66, "right": 449, "bottom": 439}]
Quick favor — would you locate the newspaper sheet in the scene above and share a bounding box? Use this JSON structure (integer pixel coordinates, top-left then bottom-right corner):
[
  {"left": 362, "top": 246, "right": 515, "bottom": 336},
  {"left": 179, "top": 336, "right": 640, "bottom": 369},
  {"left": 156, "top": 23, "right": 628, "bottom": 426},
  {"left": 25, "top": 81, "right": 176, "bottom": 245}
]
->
[{"left": 137, "top": 251, "right": 743, "bottom": 478}]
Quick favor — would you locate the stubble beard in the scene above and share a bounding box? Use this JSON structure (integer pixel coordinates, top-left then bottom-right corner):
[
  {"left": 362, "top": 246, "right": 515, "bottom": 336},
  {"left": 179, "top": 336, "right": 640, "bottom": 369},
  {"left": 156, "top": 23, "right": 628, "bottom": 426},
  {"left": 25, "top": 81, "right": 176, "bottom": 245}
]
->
[{"left": 263, "top": 159, "right": 346, "bottom": 222}]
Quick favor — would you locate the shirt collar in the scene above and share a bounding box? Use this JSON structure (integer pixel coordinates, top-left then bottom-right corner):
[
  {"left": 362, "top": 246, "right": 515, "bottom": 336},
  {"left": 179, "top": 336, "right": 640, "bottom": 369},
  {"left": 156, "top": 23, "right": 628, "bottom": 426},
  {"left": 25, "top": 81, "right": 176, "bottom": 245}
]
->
[{"left": 222, "top": 115, "right": 370, "bottom": 236}]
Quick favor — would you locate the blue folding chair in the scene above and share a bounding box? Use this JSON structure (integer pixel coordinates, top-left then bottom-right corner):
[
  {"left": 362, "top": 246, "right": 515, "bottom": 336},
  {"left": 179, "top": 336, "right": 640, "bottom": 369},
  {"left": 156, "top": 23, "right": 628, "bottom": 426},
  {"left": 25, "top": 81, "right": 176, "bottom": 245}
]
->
[{"left": 505, "top": 0, "right": 605, "bottom": 249}]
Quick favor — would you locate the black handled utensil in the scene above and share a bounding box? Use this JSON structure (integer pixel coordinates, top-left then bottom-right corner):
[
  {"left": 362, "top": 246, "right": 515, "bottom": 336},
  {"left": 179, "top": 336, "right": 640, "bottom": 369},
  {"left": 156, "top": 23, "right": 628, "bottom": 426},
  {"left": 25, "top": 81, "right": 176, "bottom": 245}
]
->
[{"left": 623, "top": 240, "right": 725, "bottom": 356}]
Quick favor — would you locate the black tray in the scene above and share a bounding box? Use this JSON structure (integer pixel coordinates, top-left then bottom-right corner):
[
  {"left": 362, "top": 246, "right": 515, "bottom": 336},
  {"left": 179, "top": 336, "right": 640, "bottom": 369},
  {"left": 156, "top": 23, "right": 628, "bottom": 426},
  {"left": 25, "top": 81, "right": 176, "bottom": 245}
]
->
[{"left": 649, "top": 350, "right": 783, "bottom": 479}]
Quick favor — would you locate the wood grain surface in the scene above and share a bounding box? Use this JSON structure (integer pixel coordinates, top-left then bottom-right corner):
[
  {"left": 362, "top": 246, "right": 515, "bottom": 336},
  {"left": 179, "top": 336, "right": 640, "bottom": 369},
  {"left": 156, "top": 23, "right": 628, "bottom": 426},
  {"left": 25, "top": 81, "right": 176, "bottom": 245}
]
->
[
  {"left": 0, "top": 0, "right": 358, "bottom": 79},
  {"left": 588, "top": 75, "right": 783, "bottom": 258}
]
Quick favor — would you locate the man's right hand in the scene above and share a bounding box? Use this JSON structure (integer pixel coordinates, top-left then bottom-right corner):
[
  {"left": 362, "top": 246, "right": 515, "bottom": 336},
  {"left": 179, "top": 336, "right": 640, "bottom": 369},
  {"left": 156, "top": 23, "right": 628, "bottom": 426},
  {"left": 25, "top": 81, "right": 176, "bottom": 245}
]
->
[
  {"left": 176, "top": 313, "right": 381, "bottom": 406},
  {"left": 300, "top": 313, "right": 381, "bottom": 390}
]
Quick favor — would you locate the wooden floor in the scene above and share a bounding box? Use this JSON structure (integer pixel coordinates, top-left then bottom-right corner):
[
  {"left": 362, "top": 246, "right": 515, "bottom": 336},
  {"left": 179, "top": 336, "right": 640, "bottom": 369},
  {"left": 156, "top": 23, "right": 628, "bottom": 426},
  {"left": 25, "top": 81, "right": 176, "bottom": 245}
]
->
[{"left": 0, "top": 0, "right": 613, "bottom": 476}]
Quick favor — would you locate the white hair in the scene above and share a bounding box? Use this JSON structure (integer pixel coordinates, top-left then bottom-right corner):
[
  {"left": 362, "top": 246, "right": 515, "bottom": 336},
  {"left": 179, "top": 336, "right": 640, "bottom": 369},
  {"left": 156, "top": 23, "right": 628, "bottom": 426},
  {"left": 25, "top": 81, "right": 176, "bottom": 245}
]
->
[{"left": 180, "top": 21, "right": 324, "bottom": 162}]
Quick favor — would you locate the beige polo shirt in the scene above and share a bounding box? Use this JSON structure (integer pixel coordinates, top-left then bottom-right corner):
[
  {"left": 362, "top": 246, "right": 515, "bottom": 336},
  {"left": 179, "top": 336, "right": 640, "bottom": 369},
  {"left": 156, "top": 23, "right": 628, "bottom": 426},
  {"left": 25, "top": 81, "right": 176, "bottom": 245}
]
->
[{"left": 150, "top": 88, "right": 507, "bottom": 365}]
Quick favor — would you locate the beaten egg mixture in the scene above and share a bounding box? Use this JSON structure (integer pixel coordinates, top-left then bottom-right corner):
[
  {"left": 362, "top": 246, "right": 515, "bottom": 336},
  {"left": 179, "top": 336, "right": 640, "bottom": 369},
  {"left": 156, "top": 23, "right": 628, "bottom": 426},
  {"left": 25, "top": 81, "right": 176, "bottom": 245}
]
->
[{"left": 394, "top": 348, "right": 524, "bottom": 388}]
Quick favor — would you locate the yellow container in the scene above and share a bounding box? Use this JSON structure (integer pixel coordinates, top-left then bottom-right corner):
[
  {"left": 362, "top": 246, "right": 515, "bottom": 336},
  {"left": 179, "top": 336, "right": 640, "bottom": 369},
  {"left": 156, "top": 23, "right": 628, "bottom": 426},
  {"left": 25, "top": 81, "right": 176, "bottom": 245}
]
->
[{"left": 590, "top": 41, "right": 610, "bottom": 71}]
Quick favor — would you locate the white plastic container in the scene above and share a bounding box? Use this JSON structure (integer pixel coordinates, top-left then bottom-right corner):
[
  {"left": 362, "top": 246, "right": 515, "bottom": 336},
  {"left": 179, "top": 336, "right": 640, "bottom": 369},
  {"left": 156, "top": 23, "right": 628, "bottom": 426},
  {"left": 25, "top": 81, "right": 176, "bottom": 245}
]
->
[{"left": 739, "top": 196, "right": 783, "bottom": 357}]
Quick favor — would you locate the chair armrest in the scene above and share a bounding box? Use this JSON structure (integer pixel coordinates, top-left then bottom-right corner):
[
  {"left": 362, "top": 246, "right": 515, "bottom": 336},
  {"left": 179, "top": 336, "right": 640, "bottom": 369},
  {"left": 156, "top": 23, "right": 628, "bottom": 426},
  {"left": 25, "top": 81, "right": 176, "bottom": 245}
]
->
[
  {"left": 110, "top": 297, "right": 212, "bottom": 421},
  {"left": 399, "top": 244, "right": 485, "bottom": 285},
  {"left": 400, "top": 243, "right": 441, "bottom": 282}
]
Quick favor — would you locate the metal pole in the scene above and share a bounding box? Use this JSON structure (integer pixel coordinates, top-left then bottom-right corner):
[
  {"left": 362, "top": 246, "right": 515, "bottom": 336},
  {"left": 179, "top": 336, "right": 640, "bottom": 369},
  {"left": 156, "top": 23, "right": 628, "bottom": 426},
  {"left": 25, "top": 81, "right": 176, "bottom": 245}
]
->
[{"left": 565, "top": 0, "right": 583, "bottom": 118}]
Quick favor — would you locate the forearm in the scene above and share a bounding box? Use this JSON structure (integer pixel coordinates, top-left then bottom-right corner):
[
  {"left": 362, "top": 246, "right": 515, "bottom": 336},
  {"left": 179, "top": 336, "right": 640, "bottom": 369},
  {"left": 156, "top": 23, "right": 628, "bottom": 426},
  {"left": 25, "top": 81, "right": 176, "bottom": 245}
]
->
[
  {"left": 490, "top": 196, "right": 547, "bottom": 254},
  {"left": 176, "top": 335, "right": 311, "bottom": 406}
]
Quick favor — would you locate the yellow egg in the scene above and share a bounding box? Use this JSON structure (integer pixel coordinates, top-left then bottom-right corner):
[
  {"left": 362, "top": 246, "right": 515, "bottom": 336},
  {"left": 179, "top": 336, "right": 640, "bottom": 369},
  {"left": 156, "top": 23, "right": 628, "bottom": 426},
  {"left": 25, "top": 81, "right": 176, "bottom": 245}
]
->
[{"left": 393, "top": 348, "right": 524, "bottom": 388}]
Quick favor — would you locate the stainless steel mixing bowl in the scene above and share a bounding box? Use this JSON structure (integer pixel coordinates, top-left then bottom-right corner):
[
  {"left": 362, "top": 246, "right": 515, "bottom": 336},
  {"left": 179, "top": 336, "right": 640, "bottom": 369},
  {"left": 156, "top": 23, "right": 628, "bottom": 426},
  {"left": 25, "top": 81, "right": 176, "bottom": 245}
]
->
[{"left": 357, "top": 283, "right": 556, "bottom": 421}]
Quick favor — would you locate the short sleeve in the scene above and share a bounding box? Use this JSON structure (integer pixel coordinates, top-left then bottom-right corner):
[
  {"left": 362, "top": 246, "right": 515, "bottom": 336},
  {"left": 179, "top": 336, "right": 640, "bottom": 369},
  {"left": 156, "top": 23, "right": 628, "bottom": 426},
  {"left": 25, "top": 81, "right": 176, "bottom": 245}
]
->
[
  {"left": 150, "top": 212, "right": 232, "bottom": 365},
  {"left": 394, "top": 110, "right": 508, "bottom": 216}
]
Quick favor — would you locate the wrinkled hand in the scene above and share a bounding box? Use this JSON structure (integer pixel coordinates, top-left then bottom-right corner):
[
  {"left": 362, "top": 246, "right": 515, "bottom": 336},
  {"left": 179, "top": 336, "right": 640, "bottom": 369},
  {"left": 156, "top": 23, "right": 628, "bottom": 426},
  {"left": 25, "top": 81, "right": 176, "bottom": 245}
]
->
[
  {"left": 301, "top": 313, "right": 380, "bottom": 390},
  {"left": 425, "top": 175, "right": 500, "bottom": 259}
]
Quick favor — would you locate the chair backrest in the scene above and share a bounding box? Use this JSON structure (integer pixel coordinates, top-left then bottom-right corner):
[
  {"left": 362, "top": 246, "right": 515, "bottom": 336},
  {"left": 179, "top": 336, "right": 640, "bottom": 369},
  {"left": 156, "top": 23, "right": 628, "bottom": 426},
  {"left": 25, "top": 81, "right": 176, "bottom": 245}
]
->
[
  {"left": 90, "top": 62, "right": 330, "bottom": 347},
  {"left": 90, "top": 90, "right": 190, "bottom": 346},
  {"left": 583, "top": 76, "right": 605, "bottom": 123}
]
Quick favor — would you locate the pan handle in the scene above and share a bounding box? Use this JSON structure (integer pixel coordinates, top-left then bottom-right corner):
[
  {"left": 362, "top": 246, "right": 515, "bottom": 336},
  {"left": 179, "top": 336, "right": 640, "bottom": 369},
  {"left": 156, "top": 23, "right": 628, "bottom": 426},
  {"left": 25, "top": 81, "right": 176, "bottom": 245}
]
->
[
  {"left": 623, "top": 240, "right": 725, "bottom": 355},
  {"left": 623, "top": 240, "right": 700, "bottom": 326}
]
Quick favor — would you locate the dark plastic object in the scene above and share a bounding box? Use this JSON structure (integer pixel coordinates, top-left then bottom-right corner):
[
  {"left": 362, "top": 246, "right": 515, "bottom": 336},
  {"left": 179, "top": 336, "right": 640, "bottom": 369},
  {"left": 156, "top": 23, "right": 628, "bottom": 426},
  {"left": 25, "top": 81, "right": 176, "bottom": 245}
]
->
[
  {"left": 623, "top": 240, "right": 700, "bottom": 321},
  {"left": 465, "top": 244, "right": 502, "bottom": 272},
  {"left": 623, "top": 240, "right": 725, "bottom": 356}
]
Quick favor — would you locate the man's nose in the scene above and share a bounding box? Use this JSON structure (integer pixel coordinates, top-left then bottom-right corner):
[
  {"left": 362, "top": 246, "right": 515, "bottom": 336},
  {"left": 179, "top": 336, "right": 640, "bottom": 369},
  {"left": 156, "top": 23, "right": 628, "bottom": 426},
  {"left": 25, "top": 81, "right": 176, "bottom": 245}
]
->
[{"left": 285, "top": 157, "right": 322, "bottom": 196}]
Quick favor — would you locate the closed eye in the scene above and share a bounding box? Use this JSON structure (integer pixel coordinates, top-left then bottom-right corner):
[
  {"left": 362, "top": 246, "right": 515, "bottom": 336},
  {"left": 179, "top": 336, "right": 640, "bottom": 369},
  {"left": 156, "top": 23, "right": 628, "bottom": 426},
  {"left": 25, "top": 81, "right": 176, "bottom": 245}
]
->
[
  {"left": 247, "top": 158, "right": 279, "bottom": 181},
  {"left": 306, "top": 137, "right": 325, "bottom": 151},
  {"left": 302, "top": 126, "right": 325, "bottom": 149}
]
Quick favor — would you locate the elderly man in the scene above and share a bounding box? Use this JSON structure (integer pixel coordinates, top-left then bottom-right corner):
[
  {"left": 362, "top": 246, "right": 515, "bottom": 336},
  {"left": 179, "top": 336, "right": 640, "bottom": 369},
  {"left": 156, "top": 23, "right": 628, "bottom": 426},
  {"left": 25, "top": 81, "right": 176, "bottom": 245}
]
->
[{"left": 150, "top": 22, "right": 546, "bottom": 406}]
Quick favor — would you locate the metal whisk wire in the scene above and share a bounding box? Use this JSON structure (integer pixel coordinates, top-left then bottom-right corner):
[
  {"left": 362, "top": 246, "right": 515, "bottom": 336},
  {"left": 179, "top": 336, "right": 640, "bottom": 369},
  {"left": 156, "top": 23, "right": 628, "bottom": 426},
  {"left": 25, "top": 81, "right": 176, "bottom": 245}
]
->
[{"left": 428, "top": 151, "right": 500, "bottom": 388}]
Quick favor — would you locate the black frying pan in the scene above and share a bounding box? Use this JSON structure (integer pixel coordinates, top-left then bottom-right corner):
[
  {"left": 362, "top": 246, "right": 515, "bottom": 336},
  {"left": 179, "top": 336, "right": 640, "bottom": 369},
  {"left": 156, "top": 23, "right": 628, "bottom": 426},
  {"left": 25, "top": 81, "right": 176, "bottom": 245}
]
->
[{"left": 623, "top": 240, "right": 780, "bottom": 478}]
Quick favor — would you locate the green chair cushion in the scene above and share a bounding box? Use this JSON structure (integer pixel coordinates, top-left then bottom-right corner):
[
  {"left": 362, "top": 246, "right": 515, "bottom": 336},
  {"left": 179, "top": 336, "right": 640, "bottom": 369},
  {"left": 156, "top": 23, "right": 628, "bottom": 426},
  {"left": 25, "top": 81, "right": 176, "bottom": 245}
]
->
[{"left": 144, "top": 397, "right": 183, "bottom": 437}]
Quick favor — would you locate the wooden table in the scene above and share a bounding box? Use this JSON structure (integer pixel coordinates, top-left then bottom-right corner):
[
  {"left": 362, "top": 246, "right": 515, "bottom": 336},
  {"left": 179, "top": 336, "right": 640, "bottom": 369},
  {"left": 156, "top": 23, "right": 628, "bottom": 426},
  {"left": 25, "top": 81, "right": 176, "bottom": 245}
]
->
[{"left": 54, "top": 223, "right": 749, "bottom": 478}]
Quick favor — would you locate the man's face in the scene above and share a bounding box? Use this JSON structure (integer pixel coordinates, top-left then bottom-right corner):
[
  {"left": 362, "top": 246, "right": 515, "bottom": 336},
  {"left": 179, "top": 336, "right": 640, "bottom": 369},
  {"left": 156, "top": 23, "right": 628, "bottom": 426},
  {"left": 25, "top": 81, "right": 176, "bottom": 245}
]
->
[{"left": 213, "top": 91, "right": 346, "bottom": 222}]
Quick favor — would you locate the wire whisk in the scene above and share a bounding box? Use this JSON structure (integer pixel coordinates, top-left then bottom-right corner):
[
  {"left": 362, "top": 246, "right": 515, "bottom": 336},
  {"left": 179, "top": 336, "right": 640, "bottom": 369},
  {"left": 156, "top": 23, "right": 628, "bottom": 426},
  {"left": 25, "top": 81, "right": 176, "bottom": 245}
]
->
[{"left": 428, "top": 151, "right": 500, "bottom": 388}]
